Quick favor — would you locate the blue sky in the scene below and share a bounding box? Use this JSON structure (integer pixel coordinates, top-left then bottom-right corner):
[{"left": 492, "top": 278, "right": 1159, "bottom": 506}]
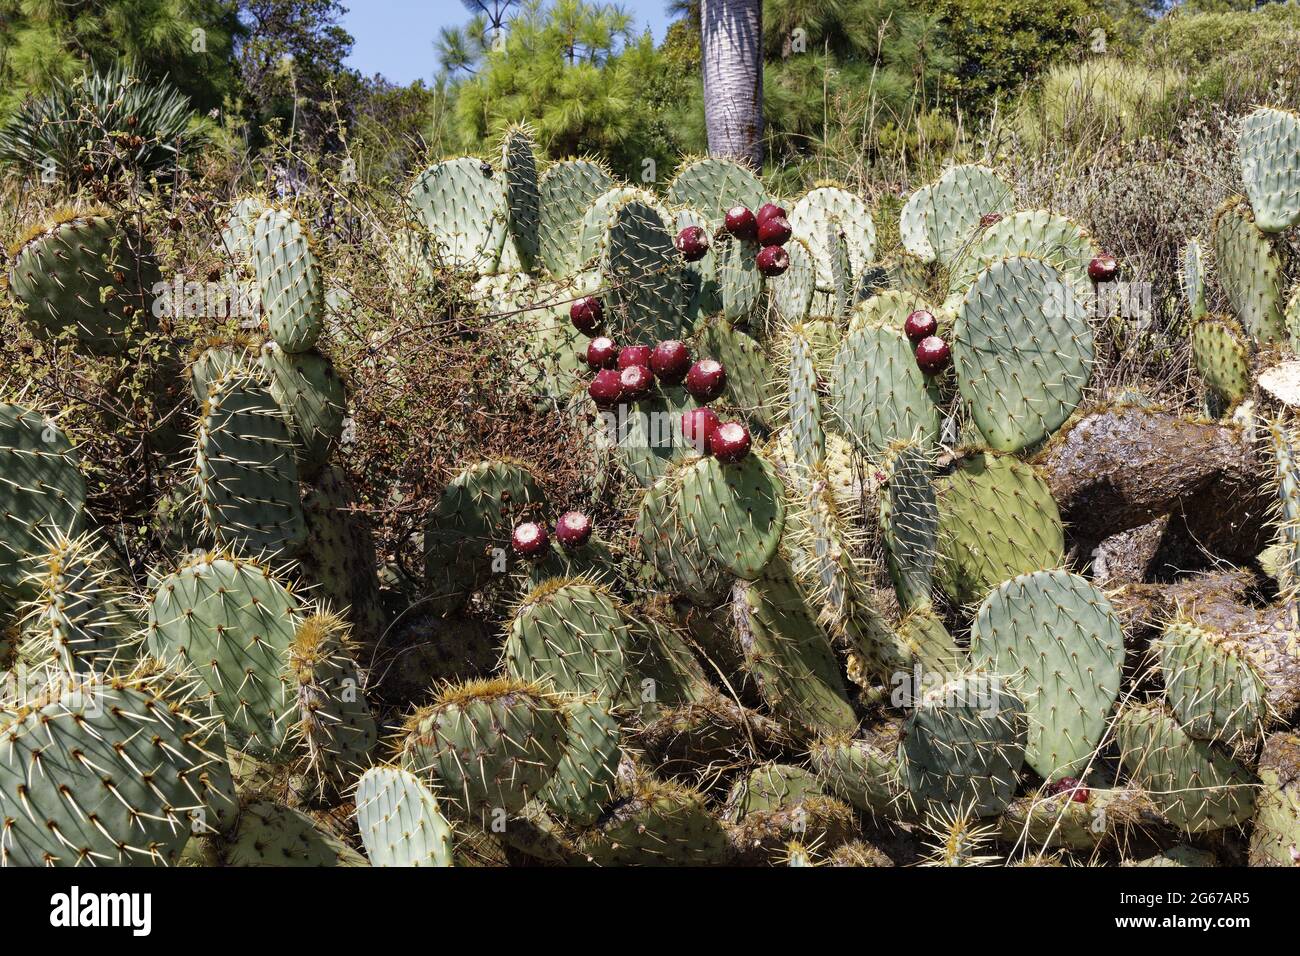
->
[{"left": 340, "top": 1, "right": 676, "bottom": 86}]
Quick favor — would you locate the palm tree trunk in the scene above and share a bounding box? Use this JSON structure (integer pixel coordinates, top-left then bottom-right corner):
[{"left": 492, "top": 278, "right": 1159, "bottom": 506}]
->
[{"left": 700, "top": 0, "right": 764, "bottom": 167}]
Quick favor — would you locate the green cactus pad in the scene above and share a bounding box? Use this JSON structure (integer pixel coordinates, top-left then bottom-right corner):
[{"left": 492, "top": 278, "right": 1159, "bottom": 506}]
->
[
  {"left": 504, "top": 580, "right": 637, "bottom": 701},
  {"left": 715, "top": 231, "right": 764, "bottom": 324},
  {"left": 0, "top": 672, "right": 221, "bottom": 866},
  {"left": 847, "top": 289, "right": 936, "bottom": 334},
  {"left": 1116, "top": 703, "right": 1256, "bottom": 832},
  {"left": 945, "top": 209, "right": 1096, "bottom": 308},
  {"left": 954, "top": 255, "right": 1094, "bottom": 452},
  {"left": 770, "top": 237, "right": 816, "bottom": 323},
  {"left": 599, "top": 196, "right": 684, "bottom": 341},
  {"left": 0, "top": 405, "right": 86, "bottom": 597},
  {"left": 1189, "top": 314, "right": 1252, "bottom": 408},
  {"left": 899, "top": 674, "right": 1027, "bottom": 816},
  {"left": 148, "top": 553, "right": 303, "bottom": 757},
  {"left": 880, "top": 440, "right": 938, "bottom": 612},
  {"left": 635, "top": 464, "right": 727, "bottom": 603},
  {"left": 1182, "top": 238, "right": 1207, "bottom": 321},
  {"left": 1238, "top": 106, "right": 1300, "bottom": 233},
  {"left": 407, "top": 156, "right": 509, "bottom": 272},
  {"left": 194, "top": 371, "right": 307, "bottom": 558},
  {"left": 971, "top": 570, "right": 1124, "bottom": 781},
  {"left": 1212, "top": 198, "right": 1285, "bottom": 344},
  {"left": 423, "top": 459, "right": 546, "bottom": 612},
  {"left": 789, "top": 186, "right": 876, "bottom": 292},
  {"left": 678, "top": 452, "right": 786, "bottom": 580},
  {"left": 400, "top": 678, "right": 567, "bottom": 822},
  {"left": 538, "top": 695, "right": 622, "bottom": 826},
  {"left": 579, "top": 776, "right": 728, "bottom": 865},
  {"left": 253, "top": 207, "right": 324, "bottom": 352},
  {"left": 732, "top": 557, "right": 858, "bottom": 737},
  {"left": 538, "top": 159, "right": 615, "bottom": 275},
  {"left": 501, "top": 126, "right": 541, "bottom": 271},
  {"left": 829, "top": 322, "right": 941, "bottom": 460},
  {"left": 7, "top": 213, "right": 160, "bottom": 354},
  {"left": 220, "top": 196, "right": 267, "bottom": 264},
  {"left": 1156, "top": 621, "right": 1269, "bottom": 746},
  {"left": 1268, "top": 421, "right": 1300, "bottom": 604},
  {"left": 259, "top": 343, "right": 346, "bottom": 479},
  {"left": 665, "top": 156, "right": 768, "bottom": 227},
  {"left": 785, "top": 324, "right": 825, "bottom": 473},
  {"left": 355, "top": 766, "right": 454, "bottom": 867},
  {"left": 17, "top": 529, "right": 135, "bottom": 675},
  {"left": 809, "top": 736, "right": 900, "bottom": 816},
  {"left": 609, "top": 385, "right": 696, "bottom": 487},
  {"left": 934, "top": 451, "right": 1065, "bottom": 606},
  {"left": 1248, "top": 731, "right": 1300, "bottom": 866},
  {"left": 901, "top": 165, "right": 1013, "bottom": 265},
  {"left": 693, "top": 316, "right": 775, "bottom": 430}
]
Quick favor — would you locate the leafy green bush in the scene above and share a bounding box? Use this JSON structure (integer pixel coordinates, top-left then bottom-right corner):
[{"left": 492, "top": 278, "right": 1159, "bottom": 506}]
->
[{"left": 925, "top": 0, "right": 1104, "bottom": 107}]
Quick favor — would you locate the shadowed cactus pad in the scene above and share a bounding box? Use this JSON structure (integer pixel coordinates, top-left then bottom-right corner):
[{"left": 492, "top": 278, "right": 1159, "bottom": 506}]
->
[
  {"left": 502, "top": 125, "right": 541, "bottom": 271},
  {"left": 970, "top": 570, "right": 1124, "bottom": 781},
  {"left": 1238, "top": 106, "right": 1300, "bottom": 233},
  {"left": 678, "top": 452, "right": 786, "bottom": 580},
  {"left": 934, "top": 452, "right": 1065, "bottom": 606},
  {"left": 7, "top": 213, "right": 160, "bottom": 354},
  {"left": 579, "top": 776, "right": 728, "bottom": 865},
  {"left": 400, "top": 678, "right": 567, "bottom": 823},
  {"left": 599, "top": 195, "right": 683, "bottom": 341},
  {"left": 224, "top": 800, "right": 367, "bottom": 866},
  {"left": 899, "top": 674, "right": 1027, "bottom": 816},
  {"left": 0, "top": 405, "right": 86, "bottom": 597},
  {"left": 260, "top": 344, "right": 347, "bottom": 479},
  {"left": 355, "top": 766, "right": 454, "bottom": 867},
  {"left": 954, "top": 256, "right": 1094, "bottom": 453},
  {"left": 880, "top": 440, "right": 938, "bottom": 611},
  {"left": 1190, "top": 314, "right": 1252, "bottom": 409},
  {"left": 1116, "top": 703, "right": 1256, "bottom": 832}
]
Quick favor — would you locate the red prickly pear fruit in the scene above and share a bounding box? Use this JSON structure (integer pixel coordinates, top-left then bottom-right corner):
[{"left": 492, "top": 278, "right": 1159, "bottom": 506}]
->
[
  {"left": 619, "top": 364, "right": 654, "bottom": 401},
  {"left": 1088, "top": 254, "right": 1118, "bottom": 284},
  {"left": 675, "top": 226, "right": 710, "bottom": 262},
  {"left": 710, "top": 421, "right": 752, "bottom": 463},
  {"left": 680, "top": 407, "right": 720, "bottom": 453},
  {"left": 569, "top": 296, "right": 604, "bottom": 334},
  {"left": 724, "top": 206, "right": 757, "bottom": 240},
  {"left": 555, "top": 511, "right": 593, "bottom": 547},
  {"left": 617, "top": 344, "right": 653, "bottom": 369},
  {"left": 904, "top": 309, "right": 938, "bottom": 343},
  {"left": 588, "top": 368, "right": 623, "bottom": 406},
  {"left": 685, "top": 358, "right": 727, "bottom": 402},
  {"left": 1048, "top": 777, "right": 1090, "bottom": 803},
  {"left": 756, "top": 245, "right": 790, "bottom": 277},
  {"left": 756, "top": 202, "right": 787, "bottom": 224},
  {"left": 757, "top": 215, "right": 792, "bottom": 247},
  {"left": 511, "top": 521, "right": 549, "bottom": 558},
  {"left": 979, "top": 212, "right": 1003, "bottom": 229},
  {"left": 586, "top": 336, "right": 618, "bottom": 370},
  {"left": 914, "top": 336, "right": 950, "bottom": 374},
  {"left": 650, "top": 340, "right": 691, "bottom": 384}
]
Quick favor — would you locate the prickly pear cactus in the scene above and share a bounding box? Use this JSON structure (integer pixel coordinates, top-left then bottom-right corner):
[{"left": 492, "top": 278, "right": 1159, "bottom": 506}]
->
[
  {"left": 665, "top": 156, "right": 768, "bottom": 227},
  {"left": 147, "top": 552, "right": 302, "bottom": 757},
  {"left": 0, "top": 405, "right": 86, "bottom": 598},
  {"left": 0, "top": 671, "right": 221, "bottom": 866},
  {"left": 879, "top": 440, "right": 938, "bottom": 612},
  {"left": 407, "top": 156, "right": 509, "bottom": 272},
  {"left": 194, "top": 371, "right": 307, "bottom": 558},
  {"left": 970, "top": 570, "right": 1124, "bottom": 781},
  {"left": 678, "top": 452, "right": 786, "bottom": 580},
  {"left": 1212, "top": 198, "right": 1285, "bottom": 344},
  {"left": 355, "top": 766, "right": 454, "bottom": 867},
  {"left": 1182, "top": 237, "right": 1207, "bottom": 320},
  {"left": 829, "top": 322, "right": 941, "bottom": 460},
  {"left": 945, "top": 210, "right": 1096, "bottom": 308},
  {"left": 260, "top": 343, "right": 346, "bottom": 479},
  {"left": 400, "top": 678, "right": 567, "bottom": 823},
  {"left": 599, "top": 195, "right": 684, "bottom": 341},
  {"left": 538, "top": 159, "right": 615, "bottom": 275},
  {"left": 770, "top": 237, "right": 816, "bottom": 323},
  {"left": 1116, "top": 703, "right": 1256, "bottom": 832},
  {"left": 901, "top": 165, "right": 1013, "bottom": 266},
  {"left": 953, "top": 256, "right": 1094, "bottom": 453},
  {"left": 224, "top": 800, "right": 367, "bottom": 866},
  {"left": 789, "top": 186, "right": 876, "bottom": 292},
  {"left": 934, "top": 452, "right": 1065, "bottom": 606},
  {"left": 253, "top": 207, "right": 324, "bottom": 352},
  {"left": 538, "top": 695, "right": 622, "bottom": 826},
  {"left": 502, "top": 125, "right": 541, "bottom": 271},
  {"left": 1190, "top": 314, "right": 1252, "bottom": 410},
  {"left": 1156, "top": 620, "right": 1269, "bottom": 746},
  {"left": 7, "top": 212, "right": 160, "bottom": 354},
  {"left": 1238, "top": 106, "right": 1300, "bottom": 233},
  {"left": 899, "top": 674, "right": 1027, "bottom": 817}
]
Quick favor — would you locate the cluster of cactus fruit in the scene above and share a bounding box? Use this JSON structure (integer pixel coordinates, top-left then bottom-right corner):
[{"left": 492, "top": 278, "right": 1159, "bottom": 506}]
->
[{"left": 2, "top": 110, "right": 1300, "bottom": 868}]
